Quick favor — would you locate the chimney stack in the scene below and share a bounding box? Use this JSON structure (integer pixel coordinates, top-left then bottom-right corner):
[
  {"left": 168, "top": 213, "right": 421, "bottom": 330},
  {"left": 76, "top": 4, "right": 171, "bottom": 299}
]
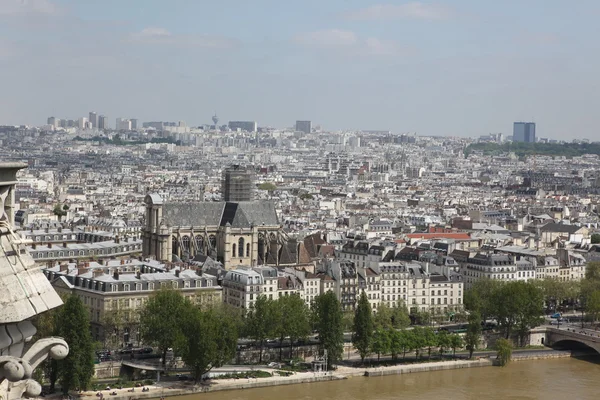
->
[
  {"left": 77, "top": 267, "right": 86, "bottom": 275},
  {"left": 63, "top": 242, "right": 67, "bottom": 248},
  {"left": 113, "top": 270, "right": 119, "bottom": 280},
  {"left": 32, "top": 244, "right": 36, "bottom": 249},
  {"left": 136, "top": 270, "right": 141, "bottom": 279},
  {"left": 48, "top": 242, "right": 52, "bottom": 248},
  {"left": 93, "top": 269, "right": 104, "bottom": 278},
  {"left": 175, "top": 269, "right": 180, "bottom": 278},
  {"left": 59, "top": 263, "right": 68, "bottom": 272},
  {"left": 120, "top": 259, "right": 124, "bottom": 265}
]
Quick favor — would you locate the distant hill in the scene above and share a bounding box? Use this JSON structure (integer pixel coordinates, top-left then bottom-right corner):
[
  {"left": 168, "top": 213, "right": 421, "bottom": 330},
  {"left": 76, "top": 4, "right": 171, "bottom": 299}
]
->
[{"left": 464, "top": 142, "right": 600, "bottom": 158}]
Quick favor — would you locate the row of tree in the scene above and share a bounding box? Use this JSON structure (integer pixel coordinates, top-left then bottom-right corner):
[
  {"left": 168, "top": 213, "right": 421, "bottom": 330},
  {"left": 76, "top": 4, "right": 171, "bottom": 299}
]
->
[{"left": 352, "top": 292, "right": 476, "bottom": 363}]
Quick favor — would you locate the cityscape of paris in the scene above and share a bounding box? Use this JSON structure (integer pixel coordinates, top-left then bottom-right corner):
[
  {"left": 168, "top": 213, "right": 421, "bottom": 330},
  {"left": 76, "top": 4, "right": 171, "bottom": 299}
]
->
[{"left": 1, "top": 1, "right": 600, "bottom": 400}]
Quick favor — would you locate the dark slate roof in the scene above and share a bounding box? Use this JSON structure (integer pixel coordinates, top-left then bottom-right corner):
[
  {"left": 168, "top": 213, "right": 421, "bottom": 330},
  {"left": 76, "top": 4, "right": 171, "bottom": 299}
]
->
[
  {"left": 539, "top": 223, "right": 581, "bottom": 234},
  {"left": 221, "top": 201, "right": 279, "bottom": 227},
  {"left": 163, "top": 202, "right": 225, "bottom": 227},
  {"left": 162, "top": 200, "right": 279, "bottom": 229}
]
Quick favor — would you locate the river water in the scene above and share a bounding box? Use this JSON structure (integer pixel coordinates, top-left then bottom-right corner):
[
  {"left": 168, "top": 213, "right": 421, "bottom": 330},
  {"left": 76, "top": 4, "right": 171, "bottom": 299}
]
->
[{"left": 174, "top": 357, "right": 600, "bottom": 400}]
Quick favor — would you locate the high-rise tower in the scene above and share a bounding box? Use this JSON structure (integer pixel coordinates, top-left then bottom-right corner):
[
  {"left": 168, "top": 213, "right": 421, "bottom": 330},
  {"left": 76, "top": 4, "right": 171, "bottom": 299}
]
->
[{"left": 221, "top": 165, "right": 255, "bottom": 202}]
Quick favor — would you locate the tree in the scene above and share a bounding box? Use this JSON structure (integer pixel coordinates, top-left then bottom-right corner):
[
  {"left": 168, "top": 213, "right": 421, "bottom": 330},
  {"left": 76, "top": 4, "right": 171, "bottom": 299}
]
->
[
  {"left": 274, "top": 294, "right": 311, "bottom": 360},
  {"left": 258, "top": 182, "right": 277, "bottom": 191},
  {"left": 314, "top": 291, "right": 344, "bottom": 369},
  {"left": 245, "top": 295, "right": 277, "bottom": 363},
  {"left": 53, "top": 203, "right": 68, "bottom": 221},
  {"left": 391, "top": 299, "right": 411, "bottom": 329},
  {"left": 437, "top": 330, "right": 450, "bottom": 358},
  {"left": 175, "top": 305, "right": 239, "bottom": 383},
  {"left": 410, "top": 327, "right": 426, "bottom": 360},
  {"left": 176, "top": 306, "right": 217, "bottom": 382},
  {"left": 352, "top": 291, "right": 374, "bottom": 363},
  {"left": 495, "top": 338, "right": 513, "bottom": 367},
  {"left": 371, "top": 329, "right": 391, "bottom": 362},
  {"left": 464, "top": 311, "right": 482, "bottom": 359},
  {"left": 449, "top": 334, "right": 463, "bottom": 359},
  {"left": 584, "top": 290, "right": 600, "bottom": 323},
  {"left": 341, "top": 311, "right": 354, "bottom": 332},
  {"left": 422, "top": 327, "right": 437, "bottom": 360},
  {"left": 102, "top": 307, "right": 138, "bottom": 350},
  {"left": 55, "top": 295, "right": 95, "bottom": 394},
  {"left": 139, "top": 288, "right": 189, "bottom": 368},
  {"left": 212, "top": 304, "right": 240, "bottom": 369},
  {"left": 591, "top": 234, "right": 600, "bottom": 244},
  {"left": 32, "top": 308, "right": 59, "bottom": 391},
  {"left": 373, "top": 302, "right": 393, "bottom": 330},
  {"left": 464, "top": 279, "right": 502, "bottom": 322},
  {"left": 493, "top": 281, "right": 543, "bottom": 345}
]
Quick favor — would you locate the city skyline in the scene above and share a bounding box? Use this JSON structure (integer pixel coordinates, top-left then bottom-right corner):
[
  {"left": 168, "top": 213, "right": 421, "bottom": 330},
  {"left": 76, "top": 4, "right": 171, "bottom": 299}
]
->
[{"left": 1, "top": 0, "right": 599, "bottom": 139}]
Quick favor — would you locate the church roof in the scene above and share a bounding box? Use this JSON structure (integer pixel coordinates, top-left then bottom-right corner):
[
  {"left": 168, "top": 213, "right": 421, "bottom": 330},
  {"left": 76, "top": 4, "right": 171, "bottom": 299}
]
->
[
  {"left": 162, "top": 202, "right": 225, "bottom": 227},
  {"left": 159, "top": 200, "right": 279, "bottom": 229}
]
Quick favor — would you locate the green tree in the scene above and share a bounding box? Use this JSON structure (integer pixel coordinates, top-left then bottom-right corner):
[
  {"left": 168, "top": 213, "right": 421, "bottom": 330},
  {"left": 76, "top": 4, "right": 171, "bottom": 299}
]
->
[
  {"left": 352, "top": 291, "right": 374, "bottom": 363},
  {"left": 449, "top": 334, "right": 463, "bottom": 359},
  {"left": 139, "top": 288, "right": 188, "bottom": 368},
  {"left": 53, "top": 203, "right": 68, "bottom": 221},
  {"left": 464, "top": 311, "right": 482, "bottom": 359},
  {"left": 373, "top": 302, "right": 393, "bottom": 330},
  {"left": 175, "top": 305, "right": 239, "bottom": 383},
  {"left": 591, "top": 234, "right": 600, "bottom": 244},
  {"left": 258, "top": 182, "right": 277, "bottom": 191},
  {"left": 245, "top": 295, "right": 278, "bottom": 363},
  {"left": 314, "top": 291, "right": 344, "bottom": 369},
  {"left": 495, "top": 338, "right": 513, "bottom": 367},
  {"left": 464, "top": 279, "right": 502, "bottom": 322},
  {"left": 176, "top": 305, "right": 217, "bottom": 382},
  {"left": 410, "top": 327, "right": 426, "bottom": 360},
  {"left": 391, "top": 299, "right": 411, "bottom": 329},
  {"left": 437, "top": 330, "right": 450, "bottom": 358},
  {"left": 274, "top": 294, "right": 311, "bottom": 360},
  {"left": 55, "top": 295, "right": 95, "bottom": 394},
  {"left": 212, "top": 304, "right": 241, "bottom": 369},
  {"left": 584, "top": 290, "right": 600, "bottom": 323},
  {"left": 32, "top": 308, "right": 59, "bottom": 390},
  {"left": 341, "top": 311, "right": 354, "bottom": 332},
  {"left": 493, "top": 281, "right": 543, "bottom": 344},
  {"left": 422, "top": 327, "right": 437, "bottom": 360},
  {"left": 371, "top": 328, "right": 391, "bottom": 362}
]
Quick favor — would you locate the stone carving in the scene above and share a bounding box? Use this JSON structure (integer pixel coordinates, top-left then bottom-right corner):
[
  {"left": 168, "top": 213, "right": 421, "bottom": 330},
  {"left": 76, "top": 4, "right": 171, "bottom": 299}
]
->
[{"left": 0, "top": 163, "right": 69, "bottom": 400}]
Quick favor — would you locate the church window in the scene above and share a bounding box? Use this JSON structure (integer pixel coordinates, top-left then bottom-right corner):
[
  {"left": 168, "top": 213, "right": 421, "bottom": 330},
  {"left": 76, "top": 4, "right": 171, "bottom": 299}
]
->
[{"left": 239, "top": 238, "right": 245, "bottom": 257}]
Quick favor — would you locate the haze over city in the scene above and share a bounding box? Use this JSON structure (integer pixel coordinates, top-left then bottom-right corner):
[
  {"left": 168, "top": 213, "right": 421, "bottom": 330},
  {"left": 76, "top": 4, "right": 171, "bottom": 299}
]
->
[{"left": 1, "top": 0, "right": 599, "bottom": 139}]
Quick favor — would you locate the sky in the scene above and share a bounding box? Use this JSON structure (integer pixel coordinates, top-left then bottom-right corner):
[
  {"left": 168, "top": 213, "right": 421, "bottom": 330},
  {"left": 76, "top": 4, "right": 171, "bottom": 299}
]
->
[{"left": 0, "top": 0, "right": 599, "bottom": 139}]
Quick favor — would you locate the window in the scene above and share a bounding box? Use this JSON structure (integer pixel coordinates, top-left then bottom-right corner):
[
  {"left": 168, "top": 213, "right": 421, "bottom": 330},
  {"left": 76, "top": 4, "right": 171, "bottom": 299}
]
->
[
  {"left": 246, "top": 243, "right": 250, "bottom": 257},
  {"left": 239, "top": 237, "right": 245, "bottom": 257},
  {"left": 232, "top": 244, "right": 236, "bottom": 258}
]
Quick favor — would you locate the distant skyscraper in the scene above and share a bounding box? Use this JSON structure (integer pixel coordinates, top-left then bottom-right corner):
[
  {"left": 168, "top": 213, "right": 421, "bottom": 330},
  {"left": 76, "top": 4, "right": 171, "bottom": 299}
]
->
[
  {"left": 78, "top": 117, "right": 88, "bottom": 129},
  {"left": 89, "top": 111, "right": 97, "bottom": 128},
  {"left": 130, "top": 118, "right": 138, "bottom": 130},
  {"left": 513, "top": 122, "right": 536, "bottom": 143},
  {"left": 222, "top": 165, "right": 255, "bottom": 202},
  {"left": 98, "top": 115, "right": 108, "bottom": 130},
  {"left": 47, "top": 117, "right": 56, "bottom": 127},
  {"left": 228, "top": 121, "right": 257, "bottom": 132},
  {"left": 116, "top": 118, "right": 131, "bottom": 131},
  {"left": 295, "top": 120, "right": 312, "bottom": 134}
]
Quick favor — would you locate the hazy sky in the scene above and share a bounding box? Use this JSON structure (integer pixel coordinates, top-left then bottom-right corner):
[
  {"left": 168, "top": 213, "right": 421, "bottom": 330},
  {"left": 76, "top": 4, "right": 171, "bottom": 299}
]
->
[{"left": 1, "top": 0, "right": 599, "bottom": 139}]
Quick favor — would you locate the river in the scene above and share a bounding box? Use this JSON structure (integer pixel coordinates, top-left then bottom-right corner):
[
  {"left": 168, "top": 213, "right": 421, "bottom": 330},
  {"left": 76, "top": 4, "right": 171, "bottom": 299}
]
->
[{"left": 173, "top": 357, "right": 600, "bottom": 400}]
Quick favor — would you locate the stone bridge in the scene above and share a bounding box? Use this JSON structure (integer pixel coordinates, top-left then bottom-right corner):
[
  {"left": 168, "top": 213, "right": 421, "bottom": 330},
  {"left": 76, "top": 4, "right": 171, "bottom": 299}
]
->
[{"left": 545, "top": 327, "right": 600, "bottom": 354}]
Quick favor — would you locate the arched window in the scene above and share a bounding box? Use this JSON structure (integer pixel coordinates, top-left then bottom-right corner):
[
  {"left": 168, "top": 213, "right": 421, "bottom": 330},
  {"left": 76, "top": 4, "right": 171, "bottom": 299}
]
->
[
  {"left": 194, "top": 235, "right": 203, "bottom": 253},
  {"left": 209, "top": 235, "right": 217, "bottom": 249},
  {"left": 239, "top": 238, "right": 245, "bottom": 257},
  {"left": 232, "top": 244, "right": 237, "bottom": 257},
  {"left": 182, "top": 236, "right": 190, "bottom": 250},
  {"left": 246, "top": 243, "right": 250, "bottom": 258}
]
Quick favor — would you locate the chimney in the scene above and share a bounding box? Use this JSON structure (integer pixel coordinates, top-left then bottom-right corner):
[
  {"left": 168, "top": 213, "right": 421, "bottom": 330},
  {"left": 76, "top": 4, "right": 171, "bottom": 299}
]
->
[
  {"left": 136, "top": 270, "right": 141, "bottom": 279},
  {"left": 58, "top": 226, "right": 62, "bottom": 233},
  {"left": 45, "top": 227, "right": 49, "bottom": 233},
  {"left": 59, "top": 263, "right": 68, "bottom": 272},
  {"left": 120, "top": 259, "right": 124, "bottom": 265},
  {"left": 175, "top": 269, "right": 180, "bottom": 278},
  {"left": 32, "top": 244, "right": 36, "bottom": 249},
  {"left": 48, "top": 242, "right": 52, "bottom": 248},
  {"left": 196, "top": 268, "right": 203, "bottom": 276},
  {"left": 113, "top": 270, "right": 119, "bottom": 280},
  {"left": 63, "top": 242, "right": 67, "bottom": 248},
  {"left": 85, "top": 262, "right": 89, "bottom": 268},
  {"left": 77, "top": 267, "right": 87, "bottom": 275},
  {"left": 93, "top": 269, "right": 104, "bottom": 278}
]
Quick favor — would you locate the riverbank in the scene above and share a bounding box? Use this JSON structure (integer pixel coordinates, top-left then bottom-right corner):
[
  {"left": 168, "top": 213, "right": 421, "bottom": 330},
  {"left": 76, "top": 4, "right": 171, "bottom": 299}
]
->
[{"left": 71, "top": 349, "right": 573, "bottom": 400}]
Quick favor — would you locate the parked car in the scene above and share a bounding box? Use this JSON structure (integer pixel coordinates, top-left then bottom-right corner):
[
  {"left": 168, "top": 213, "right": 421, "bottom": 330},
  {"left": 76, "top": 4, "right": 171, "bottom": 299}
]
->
[{"left": 267, "top": 362, "right": 281, "bottom": 368}]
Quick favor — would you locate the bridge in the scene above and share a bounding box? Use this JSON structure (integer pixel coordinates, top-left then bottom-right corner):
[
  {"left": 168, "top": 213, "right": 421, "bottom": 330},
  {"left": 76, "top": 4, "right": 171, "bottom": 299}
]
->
[{"left": 546, "top": 327, "right": 600, "bottom": 354}]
